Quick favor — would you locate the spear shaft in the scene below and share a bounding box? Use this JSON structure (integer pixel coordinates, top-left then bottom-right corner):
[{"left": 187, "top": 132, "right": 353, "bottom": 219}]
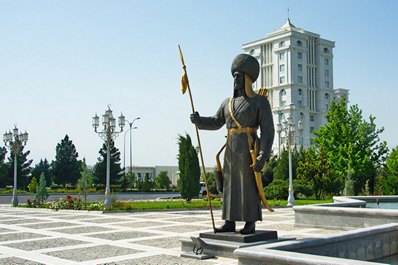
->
[{"left": 178, "top": 45, "right": 216, "bottom": 233}]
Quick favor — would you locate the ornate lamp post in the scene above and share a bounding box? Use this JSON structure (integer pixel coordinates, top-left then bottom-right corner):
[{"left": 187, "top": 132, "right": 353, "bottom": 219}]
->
[
  {"left": 277, "top": 112, "right": 303, "bottom": 207},
  {"left": 3, "top": 126, "right": 28, "bottom": 207},
  {"left": 92, "top": 106, "right": 125, "bottom": 209},
  {"left": 123, "top": 117, "right": 140, "bottom": 191}
]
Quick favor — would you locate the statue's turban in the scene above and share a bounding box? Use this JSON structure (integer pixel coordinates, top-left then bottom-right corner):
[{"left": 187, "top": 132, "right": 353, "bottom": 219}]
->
[{"left": 231, "top": 54, "right": 260, "bottom": 83}]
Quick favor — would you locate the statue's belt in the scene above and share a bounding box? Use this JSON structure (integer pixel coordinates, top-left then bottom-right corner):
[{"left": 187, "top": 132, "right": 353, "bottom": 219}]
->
[{"left": 227, "top": 127, "right": 257, "bottom": 135}]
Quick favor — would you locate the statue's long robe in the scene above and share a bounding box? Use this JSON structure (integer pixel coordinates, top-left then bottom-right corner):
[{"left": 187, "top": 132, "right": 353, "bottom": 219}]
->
[{"left": 198, "top": 94, "right": 274, "bottom": 222}]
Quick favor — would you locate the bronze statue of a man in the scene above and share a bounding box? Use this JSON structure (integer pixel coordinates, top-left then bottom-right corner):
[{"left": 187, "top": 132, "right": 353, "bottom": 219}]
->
[{"left": 190, "top": 54, "right": 274, "bottom": 234}]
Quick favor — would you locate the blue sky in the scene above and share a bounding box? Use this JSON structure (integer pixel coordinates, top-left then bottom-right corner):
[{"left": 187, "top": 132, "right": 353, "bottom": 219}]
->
[{"left": 1, "top": 0, "right": 397, "bottom": 167}]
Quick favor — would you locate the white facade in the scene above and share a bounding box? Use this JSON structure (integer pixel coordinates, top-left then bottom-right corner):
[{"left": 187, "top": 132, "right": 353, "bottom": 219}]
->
[
  {"left": 242, "top": 19, "right": 349, "bottom": 155},
  {"left": 128, "top": 165, "right": 214, "bottom": 186}
]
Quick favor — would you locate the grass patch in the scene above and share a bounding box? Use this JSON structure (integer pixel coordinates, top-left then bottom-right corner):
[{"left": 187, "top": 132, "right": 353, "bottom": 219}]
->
[
  {"left": 109, "top": 199, "right": 223, "bottom": 211},
  {"left": 266, "top": 198, "right": 333, "bottom": 207},
  {"left": 19, "top": 196, "right": 332, "bottom": 211}
]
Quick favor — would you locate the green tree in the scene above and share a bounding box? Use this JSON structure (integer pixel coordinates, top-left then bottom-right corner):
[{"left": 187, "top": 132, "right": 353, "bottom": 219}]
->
[
  {"left": 52, "top": 135, "right": 81, "bottom": 187},
  {"left": 31, "top": 159, "right": 53, "bottom": 186},
  {"left": 7, "top": 147, "right": 33, "bottom": 190},
  {"left": 297, "top": 147, "right": 340, "bottom": 199},
  {"left": 35, "top": 173, "right": 48, "bottom": 204},
  {"left": 28, "top": 177, "right": 38, "bottom": 193},
  {"left": 264, "top": 179, "right": 288, "bottom": 200},
  {"left": 313, "top": 98, "right": 388, "bottom": 194},
  {"left": 120, "top": 174, "right": 129, "bottom": 191},
  {"left": 94, "top": 139, "right": 123, "bottom": 187},
  {"left": 343, "top": 164, "right": 355, "bottom": 196},
  {"left": 273, "top": 147, "right": 302, "bottom": 181},
  {"left": 0, "top": 147, "right": 7, "bottom": 188},
  {"left": 155, "top": 171, "right": 171, "bottom": 189},
  {"left": 205, "top": 171, "right": 217, "bottom": 195},
  {"left": 126, "top": 172, "right": 136, "bottom": 191},
  {"left": 383, "top": 147, "right": 398, "bottom": 195},
  {"left": 137, "top": 175, "right": 154, "bottom": 192},
  {"left": 177, "top": 134, "right": 200, "bottom": 201},
  {"left": 77, "top": 159, "right": 94, "bottom": 206}
]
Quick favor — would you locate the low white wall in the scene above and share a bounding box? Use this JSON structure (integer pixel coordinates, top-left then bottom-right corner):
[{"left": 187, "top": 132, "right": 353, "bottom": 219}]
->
[
  {"left": 235, "top": 223, "right": 398, "bottom": 265},
  {"left": 294, "top": 196, "right": 398, "bottom": 229}
]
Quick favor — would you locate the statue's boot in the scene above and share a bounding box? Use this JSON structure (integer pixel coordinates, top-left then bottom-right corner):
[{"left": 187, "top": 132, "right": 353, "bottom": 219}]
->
[
  {"left": 240, "top": 222, "right": 255, "bottom": 234},
  {"left": 215, "top": 220, "right": 235, "bottom": 233}
]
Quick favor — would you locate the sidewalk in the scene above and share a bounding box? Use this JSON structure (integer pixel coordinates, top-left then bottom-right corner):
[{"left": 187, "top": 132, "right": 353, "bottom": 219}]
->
[{"left": 0, "top": 205, "right": 342, "bottom": 264}]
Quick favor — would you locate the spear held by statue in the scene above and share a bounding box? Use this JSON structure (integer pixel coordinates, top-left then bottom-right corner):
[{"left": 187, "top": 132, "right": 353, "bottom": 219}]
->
[{"left": 178, "top": 45, "right": 216, "bottom": 233}]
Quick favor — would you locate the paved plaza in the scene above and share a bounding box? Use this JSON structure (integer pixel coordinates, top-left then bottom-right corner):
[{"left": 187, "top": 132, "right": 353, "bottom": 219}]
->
[{"left": 0, "top": 205, "right": 343, "bottom": 264}]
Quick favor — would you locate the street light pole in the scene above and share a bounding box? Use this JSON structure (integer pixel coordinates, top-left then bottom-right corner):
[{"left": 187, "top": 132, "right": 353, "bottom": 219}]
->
[
  {"left": 286, "top": 117, "right": 295, "bottom": 207},
  {"left": 276, "top": 105, "right": 303, "bottom": 207},
  {"left": 3, "top": 126, "right": 28, "bottom": 207},
  {"left": 124, "top": 117, "right": 140, "bottom": 191},
  {"left": 92, "top": 105, "right": 125, "bottom": 209}
]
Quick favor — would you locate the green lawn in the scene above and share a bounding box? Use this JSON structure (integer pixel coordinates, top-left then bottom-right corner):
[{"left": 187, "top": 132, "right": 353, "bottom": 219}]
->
[
  {"left": 106, "top": 198, "right": 332, "bottom": 211},
  {"left": 21, "top": 196, "right": 333, "bottom": 211}
]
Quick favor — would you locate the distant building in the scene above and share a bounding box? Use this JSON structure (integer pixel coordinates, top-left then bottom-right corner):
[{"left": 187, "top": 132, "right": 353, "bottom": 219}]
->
[
  {"left": 242, "top": 19, "right": 349, "bottom": 155},
  {"left": 126, "top": 166, "right": 214, "bottom": 186}
]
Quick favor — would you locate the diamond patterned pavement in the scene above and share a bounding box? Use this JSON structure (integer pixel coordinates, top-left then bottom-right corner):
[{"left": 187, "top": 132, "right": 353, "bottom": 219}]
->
[{"left": 0, "top": 205, "right": 343, "bottom": 264}]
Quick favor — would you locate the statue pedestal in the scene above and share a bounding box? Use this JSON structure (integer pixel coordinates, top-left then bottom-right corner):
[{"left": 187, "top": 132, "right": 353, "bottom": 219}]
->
[
  {"left": 200, "top": 230, "right": 277, "bottom": 243},
  {"left": 181, "top": 230, "right": 282, "bottom": 260}
]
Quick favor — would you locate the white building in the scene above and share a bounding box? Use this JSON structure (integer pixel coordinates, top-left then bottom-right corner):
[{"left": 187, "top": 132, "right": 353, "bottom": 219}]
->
[
  {"left": 128, "top": 166, "right": 214, "bottom": 186},
  {"left": 242, "top": 19, "right": 349, "bottom": 155}
]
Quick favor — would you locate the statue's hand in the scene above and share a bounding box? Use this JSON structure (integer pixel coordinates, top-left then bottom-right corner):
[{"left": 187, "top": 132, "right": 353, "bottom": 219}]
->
[
  {"left": 190, "top": 111, "right": 201, "bottom": 125},
  {"left": 254, "top": 151, "right": 266, "bottom": 172}
]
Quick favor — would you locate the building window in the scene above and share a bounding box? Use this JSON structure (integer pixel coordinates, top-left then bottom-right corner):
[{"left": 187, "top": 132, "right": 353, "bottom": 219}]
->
[
  {"left": 300, "top": 112, "right": 304, "bottom": 120},
  {"left": 298, "top": 76, "right": 303, "bottom": 83},
  {"left": 324, "top": 47, "right": 329, "bottom": 54},
  {"left": 279, "top": 52, "right": 285, "bottom": 60},
  {"left": 279, "top": 64, "right": 285, "bottom": 72},
  {"left": 297, "top": 100, "right": 302, "bottom": 107},
  {"left": 324, "top": 81, "right": 330, "bottom": 88},
  {"left": 324, "top": 69, "right": 329, "bottom": 77},
  {"left": 279, "top": 76, "right": 286, "bottom": 84},
  {"left": 298, "top": 64, "right": 303, "bottom": 72},
  {"left": 279, "top": 41, "right": 285, "bottom": 47},
  {"left": 297, "top": 40, "right": 303, "bottom": 47},
  {"left": 310, "top": 126, "right": 315, "bottom": 133},
  {"left": 324, "top": 58, "right": 329, "bottom": 66},
  {"left": 280, "top": 89, "right": 287, "bottom": 106},
  {"left": 325, "top": 93, "right": 330, "bottom": 100},
  {"left": 310, "top": 115, "right": 314, "bottom": 122},
  {"left": 298, "top": 89, "right": 302, "bottom": 95},
  {"left": 297, "top": 52, "right": 303, "bottom": 60},
  {"left": 326, "top": 104, "right": 329, "bottom": 111}
]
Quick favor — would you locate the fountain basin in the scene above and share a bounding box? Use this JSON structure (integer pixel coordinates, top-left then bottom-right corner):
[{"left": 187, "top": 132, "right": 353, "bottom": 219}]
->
[
  {"left": 235, "top": 223, "right": 398, "bottom": 265},
  {"left": 294, "top": 196, "right": 398, "bottom": 230}
]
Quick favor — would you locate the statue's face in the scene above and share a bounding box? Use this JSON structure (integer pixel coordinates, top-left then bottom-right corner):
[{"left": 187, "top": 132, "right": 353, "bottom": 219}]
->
[{"left": 233, "top": 71, "right": 245, "bottom": 91}]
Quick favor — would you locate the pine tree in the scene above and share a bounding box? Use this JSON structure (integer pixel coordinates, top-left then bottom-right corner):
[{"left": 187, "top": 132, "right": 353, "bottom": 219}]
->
[
  {"left": 35, "top": 173, "right": 48, "bottom": 204},
  {"left": 7, "top": 147, "right": 33, "bottom": 189},
  {"left": 177, "top": 134, "right": 200, "bottom": 201},
  {"left": 31, "top": 159, "right": 53, "bottom": 186},
  {"left": 94, "top": 139, "right": 123, "bottom": 187},
  {"left": 52, "top": 135, "right": 81, "bottom": 187}
]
